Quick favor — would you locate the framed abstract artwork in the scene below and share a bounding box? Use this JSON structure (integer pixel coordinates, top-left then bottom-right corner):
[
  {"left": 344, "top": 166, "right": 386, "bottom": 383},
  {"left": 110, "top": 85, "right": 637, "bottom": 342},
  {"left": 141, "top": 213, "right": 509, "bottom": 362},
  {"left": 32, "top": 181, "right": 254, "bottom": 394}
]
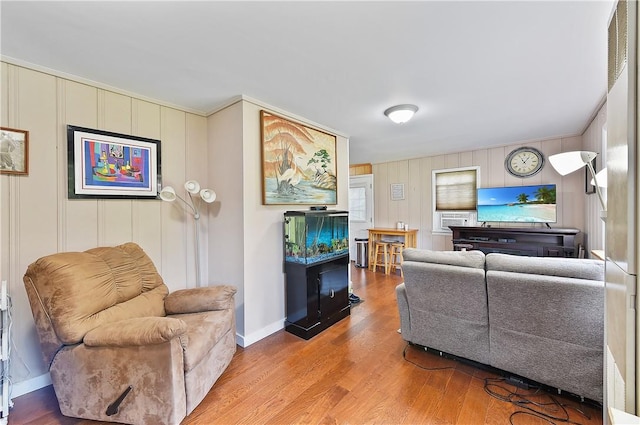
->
[
  {"left": 260, "top": 110, "right": 337, "bottom": 205},
  {"left": 0, "top": 127, "right": 29, "bottom": 175},
  {"left": 67, "top": 125, "right": 161, "bottom": 199}
]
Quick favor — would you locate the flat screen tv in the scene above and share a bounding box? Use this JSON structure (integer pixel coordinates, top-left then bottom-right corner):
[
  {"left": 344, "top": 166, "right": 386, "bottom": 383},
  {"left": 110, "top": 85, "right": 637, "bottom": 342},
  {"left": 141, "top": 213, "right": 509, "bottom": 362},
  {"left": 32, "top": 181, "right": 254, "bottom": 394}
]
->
[{"left": 476, "top": 184, "right": 557, "bottom": 223}]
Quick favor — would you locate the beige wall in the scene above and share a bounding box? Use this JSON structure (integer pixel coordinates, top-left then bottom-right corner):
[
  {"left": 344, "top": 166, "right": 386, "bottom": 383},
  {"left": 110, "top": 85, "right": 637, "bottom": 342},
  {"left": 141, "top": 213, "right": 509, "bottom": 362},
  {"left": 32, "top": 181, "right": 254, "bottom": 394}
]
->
[
  {"left": 372, "top": 136, "right": 594, "bottom": 252},
  {"left": 207, "top": 98, "right": 349, "bottom": 345},
  {"left": 1, "top": 63, "right": 349, "bottom": 396},
  {"left": 1, "top": 62, "right": 210, "bottom": 395}
]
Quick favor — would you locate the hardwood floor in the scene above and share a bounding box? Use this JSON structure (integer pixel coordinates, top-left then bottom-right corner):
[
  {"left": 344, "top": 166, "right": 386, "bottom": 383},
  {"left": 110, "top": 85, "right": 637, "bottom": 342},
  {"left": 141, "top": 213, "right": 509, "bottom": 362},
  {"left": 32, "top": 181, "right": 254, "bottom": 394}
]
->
[{"left": 11, "top": 263, "right": 603, "bottom": 425}]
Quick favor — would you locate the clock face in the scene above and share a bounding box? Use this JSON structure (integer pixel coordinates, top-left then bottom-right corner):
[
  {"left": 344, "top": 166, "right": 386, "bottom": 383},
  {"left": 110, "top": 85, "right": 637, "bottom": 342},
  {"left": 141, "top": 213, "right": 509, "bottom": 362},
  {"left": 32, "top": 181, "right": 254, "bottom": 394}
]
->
[{"left": 505, "top": 147, "right": 544, "bottom": 177}]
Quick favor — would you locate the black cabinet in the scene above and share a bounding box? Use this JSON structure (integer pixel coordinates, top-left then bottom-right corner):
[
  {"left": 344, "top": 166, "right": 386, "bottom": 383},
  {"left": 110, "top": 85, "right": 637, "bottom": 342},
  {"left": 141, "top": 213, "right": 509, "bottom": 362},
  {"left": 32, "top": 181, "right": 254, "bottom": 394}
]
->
[
  {"left": 450, "top": 226, "right": 582, "bottom": 257},
  {"left": 285, "top": 255, "right": 350, "bottom": 339},
  {"left": 283, "top": 210, "right": 350, "bottom": 339}
]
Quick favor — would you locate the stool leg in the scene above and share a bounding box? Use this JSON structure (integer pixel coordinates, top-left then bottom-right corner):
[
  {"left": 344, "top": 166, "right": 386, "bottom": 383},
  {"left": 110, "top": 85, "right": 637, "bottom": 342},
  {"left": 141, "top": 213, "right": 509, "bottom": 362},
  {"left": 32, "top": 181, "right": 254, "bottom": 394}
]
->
[
  {"left": 372, "top": 244, "right": 378, "bottom": 272},
  {"left": 384, "top": 244, "right": 390, "bottom": 274},
  {"left": 389, "top": 244, "right": 404, "bottom": 277},
  {"left": 389, "top": 245, "right": 395, "bottom": 273}
]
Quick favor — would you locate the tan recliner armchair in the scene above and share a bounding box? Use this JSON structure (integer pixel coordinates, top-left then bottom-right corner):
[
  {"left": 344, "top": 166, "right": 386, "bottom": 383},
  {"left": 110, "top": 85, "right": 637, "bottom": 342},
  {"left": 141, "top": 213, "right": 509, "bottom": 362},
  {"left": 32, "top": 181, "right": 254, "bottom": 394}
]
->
[{"left": 23, "top": 242, "right": 237, "bottom": 425}]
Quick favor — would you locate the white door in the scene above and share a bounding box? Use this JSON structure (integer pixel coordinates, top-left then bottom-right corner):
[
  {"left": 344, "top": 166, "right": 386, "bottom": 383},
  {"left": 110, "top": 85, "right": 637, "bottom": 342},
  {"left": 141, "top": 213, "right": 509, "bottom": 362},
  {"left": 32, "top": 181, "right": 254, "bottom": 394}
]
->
[{"left": 349, "top": 174, "right": 374, "bottom": 261}]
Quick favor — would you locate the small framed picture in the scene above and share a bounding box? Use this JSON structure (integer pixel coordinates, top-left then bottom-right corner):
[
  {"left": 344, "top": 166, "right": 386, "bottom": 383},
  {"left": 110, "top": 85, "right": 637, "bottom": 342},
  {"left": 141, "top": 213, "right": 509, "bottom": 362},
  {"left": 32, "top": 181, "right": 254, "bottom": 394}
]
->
[
  {"left": 0, "top": 127, "right": 29, "bottom": 175},
  {"left": 390, "top": 183, "right": 405, "bottom": 201}
]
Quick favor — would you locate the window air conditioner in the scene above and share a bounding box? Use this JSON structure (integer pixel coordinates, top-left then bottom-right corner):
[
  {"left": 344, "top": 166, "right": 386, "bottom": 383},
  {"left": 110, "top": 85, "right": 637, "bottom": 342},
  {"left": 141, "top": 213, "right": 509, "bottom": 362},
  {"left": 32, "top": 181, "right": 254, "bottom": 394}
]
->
[{"left": 440, "top": 212, "right": 471, "bottom": 230}]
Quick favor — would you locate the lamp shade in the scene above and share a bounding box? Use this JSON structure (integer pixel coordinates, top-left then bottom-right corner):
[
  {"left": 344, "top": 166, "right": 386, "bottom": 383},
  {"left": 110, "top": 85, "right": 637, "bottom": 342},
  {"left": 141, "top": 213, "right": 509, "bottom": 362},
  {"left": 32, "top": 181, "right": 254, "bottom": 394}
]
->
[
  {"left": 184, "top": 180, "right": 201, "bottom": 194},
  {"left": 159, "top": 186, "right": 177, "bottom": 202},
  {"left": 200, "top": 189, "right": 217, "bottom": 203},
  {"left": 384, "top": 104, "right": 418, "bottom": 124},
  {"left": 548, "top": 151, "right": 597, "bottom": 176}
]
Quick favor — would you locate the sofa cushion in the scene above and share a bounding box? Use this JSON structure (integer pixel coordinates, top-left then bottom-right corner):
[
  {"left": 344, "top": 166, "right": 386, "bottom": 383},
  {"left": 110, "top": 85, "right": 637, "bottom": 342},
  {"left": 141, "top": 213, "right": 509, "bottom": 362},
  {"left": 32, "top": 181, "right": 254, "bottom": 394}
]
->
[
  {"left": 403, "top": 248, "right": 485, "bottom": 269},
  {"left": 486, "top": 253, "right": 604, "bottom": 281},
  {"left": 486, "top": 255, "right": 604, "bottom": 402},
  {"left": 401, "top": 249, "right": 490, "bottom": 364},
  {"left": 170, "top": 309, "right": 234, "bottom": 373}
]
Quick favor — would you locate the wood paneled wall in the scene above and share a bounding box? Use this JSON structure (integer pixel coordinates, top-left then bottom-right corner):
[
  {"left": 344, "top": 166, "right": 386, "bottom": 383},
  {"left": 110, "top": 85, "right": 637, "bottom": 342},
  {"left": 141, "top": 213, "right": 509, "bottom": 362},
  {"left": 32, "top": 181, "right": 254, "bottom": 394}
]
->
[
  {"left": 349, "top": 163, "right": 372, "bottom": 175},
  {"left": 1, "top": 62, "right": 208, "bottom": 394},
  {"left": 372, "top": 137, "right": 587, "bottom": 251}
]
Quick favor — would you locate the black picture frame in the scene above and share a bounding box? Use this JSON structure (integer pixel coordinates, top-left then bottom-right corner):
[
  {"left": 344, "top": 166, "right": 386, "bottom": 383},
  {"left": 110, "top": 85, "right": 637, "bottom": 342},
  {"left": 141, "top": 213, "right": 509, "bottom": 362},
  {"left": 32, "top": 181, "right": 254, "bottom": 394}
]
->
[
  {"left": 67, "top": 125, "right": 161, "bottom": 199},
  {"left": 585, "top": 157, "right": 596, "bottom": 194}
]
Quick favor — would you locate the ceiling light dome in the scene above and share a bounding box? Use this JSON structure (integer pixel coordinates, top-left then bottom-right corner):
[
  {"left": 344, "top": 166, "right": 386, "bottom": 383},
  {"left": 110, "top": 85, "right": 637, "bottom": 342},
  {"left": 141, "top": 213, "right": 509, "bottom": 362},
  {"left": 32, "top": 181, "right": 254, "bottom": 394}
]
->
[{"left": 384, "top": 104, "right": 418, "bottom": 124}]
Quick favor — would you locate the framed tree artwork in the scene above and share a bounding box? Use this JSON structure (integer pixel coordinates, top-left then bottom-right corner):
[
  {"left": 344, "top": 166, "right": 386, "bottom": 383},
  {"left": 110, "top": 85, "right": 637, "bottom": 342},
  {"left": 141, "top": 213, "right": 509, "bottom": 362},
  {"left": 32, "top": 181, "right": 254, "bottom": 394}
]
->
[{"left": 260, "top": 111, "right": 337, "bottom": 205}]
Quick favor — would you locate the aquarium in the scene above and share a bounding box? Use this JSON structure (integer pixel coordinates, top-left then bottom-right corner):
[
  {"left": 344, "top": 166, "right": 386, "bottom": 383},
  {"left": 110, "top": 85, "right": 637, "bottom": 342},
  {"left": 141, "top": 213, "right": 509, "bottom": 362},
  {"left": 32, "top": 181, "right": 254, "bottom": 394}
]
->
[{"left": 284, "top": 210, "right": 349, "bottom": 265}]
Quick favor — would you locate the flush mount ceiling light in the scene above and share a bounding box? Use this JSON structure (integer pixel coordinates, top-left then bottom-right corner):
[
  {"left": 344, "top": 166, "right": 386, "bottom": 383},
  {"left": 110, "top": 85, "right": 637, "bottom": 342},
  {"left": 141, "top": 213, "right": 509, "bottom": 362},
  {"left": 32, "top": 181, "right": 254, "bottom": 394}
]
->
[{"left": 384, "top": 104, "right": 419, "bottom": 124}]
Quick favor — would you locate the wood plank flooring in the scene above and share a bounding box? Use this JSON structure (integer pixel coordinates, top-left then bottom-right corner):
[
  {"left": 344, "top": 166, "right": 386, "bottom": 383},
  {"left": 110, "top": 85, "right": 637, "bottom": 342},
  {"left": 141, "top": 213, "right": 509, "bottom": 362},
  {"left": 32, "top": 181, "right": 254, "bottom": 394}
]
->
[{"left": 11, "top": 263, "right": 603, "bottom": 425}]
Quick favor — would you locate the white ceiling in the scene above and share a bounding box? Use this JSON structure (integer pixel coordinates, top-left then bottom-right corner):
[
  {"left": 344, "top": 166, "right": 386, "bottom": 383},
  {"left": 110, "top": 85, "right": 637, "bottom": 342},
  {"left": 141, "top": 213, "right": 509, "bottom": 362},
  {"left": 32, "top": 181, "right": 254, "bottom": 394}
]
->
[{"left": 0, "top": 1, "right": 613, "bottom": 165}]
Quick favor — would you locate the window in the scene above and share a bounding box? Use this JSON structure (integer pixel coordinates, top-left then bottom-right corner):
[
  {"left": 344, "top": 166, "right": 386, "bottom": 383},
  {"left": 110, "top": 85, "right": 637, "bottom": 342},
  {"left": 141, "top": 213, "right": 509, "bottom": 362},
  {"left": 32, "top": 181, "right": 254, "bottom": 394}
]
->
[
  {"left": 432, "top": 166, "right": 479, "bottom": 233},
  {"left": 349, "top": 186, "right": 367, "bottom": 221},
  {"left": 433, "top": 167, "right": 479, "bottom": 211}
]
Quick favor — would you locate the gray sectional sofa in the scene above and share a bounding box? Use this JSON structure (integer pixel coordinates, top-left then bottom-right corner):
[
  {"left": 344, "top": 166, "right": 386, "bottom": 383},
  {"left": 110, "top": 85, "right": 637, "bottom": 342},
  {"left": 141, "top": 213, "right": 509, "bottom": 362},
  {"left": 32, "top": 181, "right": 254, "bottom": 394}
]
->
[{"left": 395, "top": 248, "right": 605, "bottom": 402}]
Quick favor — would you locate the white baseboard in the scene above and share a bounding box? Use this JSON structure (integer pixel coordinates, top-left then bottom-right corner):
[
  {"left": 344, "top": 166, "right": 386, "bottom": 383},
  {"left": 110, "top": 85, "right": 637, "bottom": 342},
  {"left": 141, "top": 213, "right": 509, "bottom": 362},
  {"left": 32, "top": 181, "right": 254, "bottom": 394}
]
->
[
  {"left": 236, "top": 319, "right": 284, "bottom": 348},
  {"left": 12, "top": 372, "right": 51, "bottom": 398}
]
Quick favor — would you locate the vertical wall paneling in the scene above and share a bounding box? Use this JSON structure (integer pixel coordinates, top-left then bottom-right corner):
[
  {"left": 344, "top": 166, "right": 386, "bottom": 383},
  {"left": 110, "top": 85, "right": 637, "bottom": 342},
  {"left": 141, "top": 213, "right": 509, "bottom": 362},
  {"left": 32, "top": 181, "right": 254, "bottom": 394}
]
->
[
  {"left": 63, "top": 81, "right": 99, "bottom": 252},
  {"left": 419, "top": 156, "right": 433, "bottom": 249},
  {"left": 16, "top": 66, "right": 59, "bottom": 384},
  {"left": 131, "top": 99, "right": 163, "bottom": 267},
  {"left": 408, "top": 158, "right": 421, "bottom": 234},
  {"left": 386, "top": 161, "right": 398, "bottom": 224},
  {"left": 100, "top": 92, "right": 133, "bottom": 246},
  {"left": 56, "top": 79, "right": 67, "bottom": 251},
  {"left": 472, "top": 149, "right": 489, "bottom": 186},
  {"left": 487, "top": 147, "right": 506, "bottom": 188},
  {"left": 160, "top": 108, "right": 189, "bottom": 292},
  {"left": 1, "top": 62, "right": 230, "bottom": 397},
  {"left": 396, "top": 160, "right": 410, "bottom": 226},
  {"left": 185, "top": 113, "right": 209, "bottom": 286},
  {"left": 372, "top": 136, "right": 590, "bottom": 250},
  {"left": 0, "top": 62, "right": 9, "bottom": 292}
]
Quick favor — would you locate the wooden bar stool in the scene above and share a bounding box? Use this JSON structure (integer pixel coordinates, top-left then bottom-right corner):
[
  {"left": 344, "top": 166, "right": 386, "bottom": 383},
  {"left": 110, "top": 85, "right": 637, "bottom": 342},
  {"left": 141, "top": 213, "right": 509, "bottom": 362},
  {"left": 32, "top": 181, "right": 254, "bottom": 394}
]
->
[
  {"left": 389, "top": 242, "right": 404, "bottom": 277},
  {"left": 372, "top": 241, "right": 390, "bottom": 274}
]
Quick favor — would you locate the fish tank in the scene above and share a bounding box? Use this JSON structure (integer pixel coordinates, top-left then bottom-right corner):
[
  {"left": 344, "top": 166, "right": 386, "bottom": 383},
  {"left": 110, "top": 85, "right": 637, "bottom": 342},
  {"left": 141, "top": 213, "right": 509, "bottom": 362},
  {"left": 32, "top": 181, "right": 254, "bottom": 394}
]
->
[{"left": 284, "top": 210, "right": 349, "bottom": 265}]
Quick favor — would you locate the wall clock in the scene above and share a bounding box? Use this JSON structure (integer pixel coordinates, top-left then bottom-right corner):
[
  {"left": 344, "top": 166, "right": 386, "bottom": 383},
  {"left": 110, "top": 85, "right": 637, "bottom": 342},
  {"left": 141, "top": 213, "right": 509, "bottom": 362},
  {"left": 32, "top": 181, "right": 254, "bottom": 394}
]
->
[{"left": 505, "top": 147, "right": 545, "bottom": 178}]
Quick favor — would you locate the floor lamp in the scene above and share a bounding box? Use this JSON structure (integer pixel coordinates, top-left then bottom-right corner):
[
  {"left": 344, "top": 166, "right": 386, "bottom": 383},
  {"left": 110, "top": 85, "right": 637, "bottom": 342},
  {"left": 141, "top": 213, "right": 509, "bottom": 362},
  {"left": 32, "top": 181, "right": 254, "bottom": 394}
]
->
[
  {"left": 548, "top": 151, "right": 607, "bottom": 220},
  {"left": 160, "top": 180, "right": 216, "bottom": 287}
]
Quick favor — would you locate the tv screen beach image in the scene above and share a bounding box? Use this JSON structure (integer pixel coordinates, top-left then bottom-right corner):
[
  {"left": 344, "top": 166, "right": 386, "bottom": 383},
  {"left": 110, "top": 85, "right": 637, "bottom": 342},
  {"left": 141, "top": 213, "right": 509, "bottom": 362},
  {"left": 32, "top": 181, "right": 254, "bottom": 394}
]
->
[{"left": 477, "top": 184, "right": 557, "bottom": 223}]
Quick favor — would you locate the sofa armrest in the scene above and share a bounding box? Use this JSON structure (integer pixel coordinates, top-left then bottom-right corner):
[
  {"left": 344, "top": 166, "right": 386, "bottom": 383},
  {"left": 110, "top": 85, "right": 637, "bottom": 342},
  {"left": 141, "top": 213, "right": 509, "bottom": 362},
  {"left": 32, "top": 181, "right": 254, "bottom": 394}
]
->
[
  {"left": 395, "top": 283, "right": 412, "bottom": 341},
  {"left": 84, "top": 317, "right": 187, "bottom": 347},
  {"left": 164, "top": 285, "right": 237, "bottom": 314}
]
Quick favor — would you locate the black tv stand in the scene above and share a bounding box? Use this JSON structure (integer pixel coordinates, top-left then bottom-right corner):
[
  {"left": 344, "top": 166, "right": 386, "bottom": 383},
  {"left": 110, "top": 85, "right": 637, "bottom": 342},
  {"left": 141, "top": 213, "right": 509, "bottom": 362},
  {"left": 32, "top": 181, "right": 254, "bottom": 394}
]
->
[{"left": 449, "top": 226, "right": 581, "bottom": 257}]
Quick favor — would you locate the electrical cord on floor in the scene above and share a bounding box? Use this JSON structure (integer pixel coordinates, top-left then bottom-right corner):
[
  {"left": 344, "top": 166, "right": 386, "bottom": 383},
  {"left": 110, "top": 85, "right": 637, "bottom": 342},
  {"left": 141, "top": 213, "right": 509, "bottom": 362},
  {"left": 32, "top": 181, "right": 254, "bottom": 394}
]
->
[
  {"left": 484, "top": 377, "right": 591, "bottom": 425},
  {"left": 402, "top": 343, "right": 459, "bottom": 372},
  {"left": 401, "top": 343, "right": 595, "bottom": 425}
]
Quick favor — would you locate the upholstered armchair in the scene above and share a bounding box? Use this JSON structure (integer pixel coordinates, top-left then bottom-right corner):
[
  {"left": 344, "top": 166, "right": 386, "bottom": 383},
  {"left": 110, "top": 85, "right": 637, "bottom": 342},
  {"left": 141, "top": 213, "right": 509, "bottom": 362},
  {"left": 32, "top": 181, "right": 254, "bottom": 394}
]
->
[{"left": 23, "top": 242, "right": 237, "bottom": 425}]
